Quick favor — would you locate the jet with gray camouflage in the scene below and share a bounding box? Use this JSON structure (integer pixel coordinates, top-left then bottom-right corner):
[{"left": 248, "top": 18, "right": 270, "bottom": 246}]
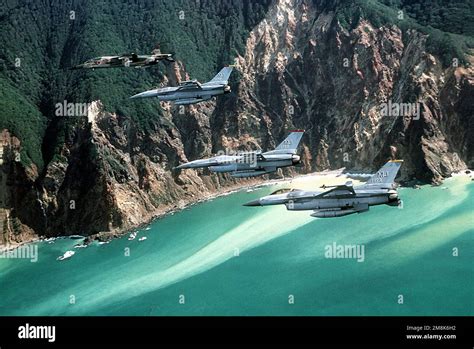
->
[
  {"left": 174, "top": 130, "right": 305, "bottom": 178},
  {"left": 244, "top": 160, "right": 403, "bottom": 217},
  {"left": 71, "top": 45, "right": 174, "bottom": 70},
  {"left": 130, "top": 66, "right": 234, "bottom": 105}
]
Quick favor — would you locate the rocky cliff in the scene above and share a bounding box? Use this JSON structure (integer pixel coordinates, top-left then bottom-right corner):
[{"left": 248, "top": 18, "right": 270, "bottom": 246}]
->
[
  {"left": 232, "top": 0, "right": 473, "bottom": 182},
  {"left": 0, "top": 0, "right": 472, "bottom": 244}
]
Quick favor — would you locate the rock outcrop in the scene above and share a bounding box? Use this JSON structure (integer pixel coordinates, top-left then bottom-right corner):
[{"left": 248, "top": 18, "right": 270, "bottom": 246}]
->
[{"left": 1, "top": 0, "right": 472, "bottom": 243}]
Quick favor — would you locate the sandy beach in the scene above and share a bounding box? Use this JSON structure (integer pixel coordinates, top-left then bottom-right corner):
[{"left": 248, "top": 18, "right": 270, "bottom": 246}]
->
[{"left": 3, "top": 168, "right": 472, "bottom": 249}]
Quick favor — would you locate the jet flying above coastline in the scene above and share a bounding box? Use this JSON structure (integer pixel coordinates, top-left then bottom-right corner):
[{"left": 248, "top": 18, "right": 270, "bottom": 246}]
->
[
  {"left": 244, "top": 160, "right": 403, "bottom": 217},
  {"left": 175, "top": 130, "right": 305, "bottom": 177}
]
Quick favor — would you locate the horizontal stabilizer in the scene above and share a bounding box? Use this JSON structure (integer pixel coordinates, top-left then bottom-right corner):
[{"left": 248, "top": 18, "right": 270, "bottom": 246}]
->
[{"left": 177, "top": 81, "right": 202, "bottom": 91}]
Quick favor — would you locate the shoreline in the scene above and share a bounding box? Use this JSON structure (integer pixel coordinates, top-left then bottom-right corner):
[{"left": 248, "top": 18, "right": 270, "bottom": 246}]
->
[{"left": 1, "top": 168, "right": 472, "bottom": 252}]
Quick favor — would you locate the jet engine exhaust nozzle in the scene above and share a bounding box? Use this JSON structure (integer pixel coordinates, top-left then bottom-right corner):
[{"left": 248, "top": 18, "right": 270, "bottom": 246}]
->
[{"left": 292, "top": 155, "right": 301, "bottom": 164}]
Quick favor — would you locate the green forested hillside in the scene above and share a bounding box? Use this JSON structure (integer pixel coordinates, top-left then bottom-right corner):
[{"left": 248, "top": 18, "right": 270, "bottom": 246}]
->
[
  {"left": 0, "top": 78, "right": 46, "bottom": 167},
  {"left": 380, "top": 0, "right": 474, "bottom": 36},
  {"left": 0, "top": 0, "right": 271, "bottom": 169},
  {"left": 378, "top": 0, "right": 474, "bottom": 66},
  {"left": 335, "top": 0, "right": 474, "bottom": 66},
  {"left": 0, "top": 0, "right": 472, "bottom": 170}
]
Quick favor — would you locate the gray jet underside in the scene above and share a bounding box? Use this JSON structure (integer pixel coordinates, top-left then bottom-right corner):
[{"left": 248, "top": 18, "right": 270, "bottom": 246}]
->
[
  {"left": 174, "top": 130, "right": 305, "bottom": 177},
  {"left": 130, "top": 66, "right": 234, "bottom": 105},
  {"left": 244, "top": 160, "right": 404, "bottom": 217}
]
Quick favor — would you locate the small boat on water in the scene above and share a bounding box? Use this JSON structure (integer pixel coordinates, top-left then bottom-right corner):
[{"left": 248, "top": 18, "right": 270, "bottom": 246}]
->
[
  {"left": 74, "top": 244, "right": 87, "bottom": 249},
  {"left": 145, "top": 227, "right": 151, "bottom": 231},
  {"left": 138, "top": 237, "right": 147, "bottom": 242},
  {"left": 44, "top": 237, "right": 56, "bottom": 244},
  {"left": 57, "top": 251, "right": 75, "bottom": 261},
  {"left": 128, "top": 231, "right": 138, "bottom": 241}
]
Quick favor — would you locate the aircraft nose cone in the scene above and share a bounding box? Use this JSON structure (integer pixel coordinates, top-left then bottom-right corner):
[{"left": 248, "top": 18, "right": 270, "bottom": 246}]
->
[
  {"left": 130, "top": 90, "right": 158, "bottom": 99},
  {"left": 175, "top": 163, "right": 189, "bottom": 170},
  {"left": 130, "top": 92, "right": 145, "bottom": 99},
  {"left": 243, "top": 199, "right": 261, "bottom": 207}
]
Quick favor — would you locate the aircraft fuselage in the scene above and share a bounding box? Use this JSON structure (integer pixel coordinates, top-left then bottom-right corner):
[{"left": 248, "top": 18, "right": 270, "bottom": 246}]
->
[
  {"left": 156, "top": 85, "right": 229, "bottom": 102},
  {"left": 245, "top": 186, "right": 400, "bottom": 215}
]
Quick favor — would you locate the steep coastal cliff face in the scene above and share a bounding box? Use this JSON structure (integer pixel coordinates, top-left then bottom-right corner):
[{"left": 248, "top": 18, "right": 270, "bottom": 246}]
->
[
  {"left": 0, "top": 0, "right": 472, "bottom": 242},
  {"left": 233, "top": 0, "right": 473, "bottom": 182}
]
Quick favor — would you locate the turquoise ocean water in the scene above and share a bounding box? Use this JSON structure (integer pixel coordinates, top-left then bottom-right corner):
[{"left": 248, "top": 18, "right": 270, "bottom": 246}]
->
[{"left": 0, "top": 177, "right": 472, "bottom": 316}]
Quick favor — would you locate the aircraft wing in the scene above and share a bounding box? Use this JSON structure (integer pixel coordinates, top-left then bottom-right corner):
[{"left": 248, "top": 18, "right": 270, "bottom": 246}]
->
[
  {"left": 209, "top": 155, "right": 243, "bottom": 165},
  {"left": 104, "top": 56, "right": 123, "bottom": 64},
  {"left": 315, "top": 185, "right": 356, "bottom": 198},
  {"left": 285, "top": 184, "right": 356, "bottom": 202},
  {"left": 282, "top": 182, "right": 356, "bottom": 202},
  {"left": 177, "top": 81, "right": 202, "bottom": 91},
  {"left": 120, "top": 53, "right": 139, "bottom": 62}
]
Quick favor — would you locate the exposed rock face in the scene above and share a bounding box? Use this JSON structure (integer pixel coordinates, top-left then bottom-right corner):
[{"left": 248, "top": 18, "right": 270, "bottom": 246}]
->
[
  {"left": 1, "top": 0, "right": 472, "bottom": 243},
  {"left": 233, "top": 0, "right": 473, "bottom": 183},
  {"left": 0, "top": 130, "right": 39, "bottom": 245}
]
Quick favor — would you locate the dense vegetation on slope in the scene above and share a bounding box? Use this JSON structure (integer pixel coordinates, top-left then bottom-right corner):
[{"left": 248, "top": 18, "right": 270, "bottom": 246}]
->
[
  {"left": 336, "top": 0, "right": 474, "bottom": 66},
  {"left": 0, "top": 79, "right": 46, "bottom": 167},
  {"left": 0, "top": 0, "right": 472, "bottom": 170},
  {"left": 0, "top": 0, "right": 271, "bottom": 169},
  {"left": 380, "top": 0, "right": 474, "bottom": 36},
  {"left": 379, "top": 0, "right": 474, "bottom": 65}
]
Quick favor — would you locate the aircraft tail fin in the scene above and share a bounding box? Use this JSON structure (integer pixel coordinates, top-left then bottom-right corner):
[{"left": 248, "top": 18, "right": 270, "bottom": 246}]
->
[
  {"left": 273, "top": 130, "right": 305, "bottom": 154},
  {"left": 207, "top": 66, "right": 234, "bottom": 85},
  {"left": 362, "top": 160, "right": 403, "bottom": 188}
]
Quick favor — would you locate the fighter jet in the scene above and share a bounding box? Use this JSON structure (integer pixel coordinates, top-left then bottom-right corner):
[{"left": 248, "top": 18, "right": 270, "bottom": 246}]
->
[
  {"left": 71, "top": 45, "right": 174, "bottom": 69},
  {"left": 244, "top": 160, "right": 403, "bottom": 217},
  {"left": 130, "top": 66, "right": 234, "bottom": 105},
  {"left": 174, "top": 130, "right": 305, "bottom": 177}
]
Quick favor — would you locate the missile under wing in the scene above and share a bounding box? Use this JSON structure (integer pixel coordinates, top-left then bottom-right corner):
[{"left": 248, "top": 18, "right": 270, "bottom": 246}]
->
[
  {"left": 174, "top": 130, "right": 305, "bottom": 177},
  {"left": 130, "top": 66, "right": 234, "bottom": 105},
  {"left": 244, "top": 160, "right": 403, "bottom": 217}
]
